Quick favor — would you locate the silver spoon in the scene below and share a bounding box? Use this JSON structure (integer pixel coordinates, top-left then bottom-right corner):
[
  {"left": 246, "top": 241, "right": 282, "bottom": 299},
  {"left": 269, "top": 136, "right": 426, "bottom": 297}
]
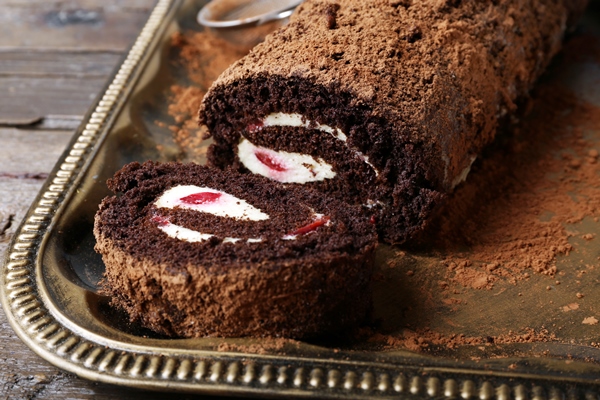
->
[{"left": 198, "top": 0, "right": 303, "bottom": 28}]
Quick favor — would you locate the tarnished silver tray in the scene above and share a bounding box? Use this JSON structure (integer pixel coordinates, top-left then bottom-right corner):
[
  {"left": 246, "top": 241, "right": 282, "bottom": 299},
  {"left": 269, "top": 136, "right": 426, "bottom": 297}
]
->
[{"left": 3, "top": 0, "right": 600, "bottom": 397}]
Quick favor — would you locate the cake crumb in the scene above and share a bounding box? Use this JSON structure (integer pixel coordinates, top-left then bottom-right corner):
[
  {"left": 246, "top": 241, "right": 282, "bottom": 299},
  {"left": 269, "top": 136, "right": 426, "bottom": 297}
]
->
[
  {"left": 582, "top": 317, "right": 599, "bottom": 325},
  {"left": 562, "top": 303, "right": 580, "bottom": 312}
]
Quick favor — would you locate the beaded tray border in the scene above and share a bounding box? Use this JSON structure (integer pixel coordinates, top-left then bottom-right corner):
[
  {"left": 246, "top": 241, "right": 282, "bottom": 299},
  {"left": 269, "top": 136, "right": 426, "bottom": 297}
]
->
[{"left": 2, "top": 0, "right": 600, "bottom": 398}]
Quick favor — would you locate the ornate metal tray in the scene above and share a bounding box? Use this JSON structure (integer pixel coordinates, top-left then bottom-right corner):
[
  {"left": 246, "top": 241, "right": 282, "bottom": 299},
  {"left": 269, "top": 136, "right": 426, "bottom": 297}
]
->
[{"left": 2, "top": 0, "right": 600, "bottom": 398}]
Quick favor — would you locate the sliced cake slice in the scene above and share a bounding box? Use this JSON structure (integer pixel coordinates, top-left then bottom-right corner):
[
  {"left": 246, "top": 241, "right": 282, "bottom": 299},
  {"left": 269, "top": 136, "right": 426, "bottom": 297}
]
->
[{"left": 94, "top": 161, "right": 377, "bottom": 338}]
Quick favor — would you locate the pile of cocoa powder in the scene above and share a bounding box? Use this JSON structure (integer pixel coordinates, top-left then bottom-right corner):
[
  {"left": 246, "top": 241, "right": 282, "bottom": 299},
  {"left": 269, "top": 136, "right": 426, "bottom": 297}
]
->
[
  {"left": 167, "top": 30, "right": 600, "bottom": 355},
  {"left": 167, "top": 31, "right": 252, "bottom": 160},
  {"left": 216, "top": 338, "right": 300, "bottom": 355}
]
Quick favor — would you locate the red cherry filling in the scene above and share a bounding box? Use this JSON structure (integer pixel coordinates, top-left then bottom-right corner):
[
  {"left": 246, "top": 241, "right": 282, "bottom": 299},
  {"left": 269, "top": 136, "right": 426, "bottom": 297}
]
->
[
  {"left": 291, "top": 216, "right": 330, "bottom": 236},
  {"left": 151, "top": 215, "right": 169, "bottom": 227},
  {"left": 180, "top": 192, "right": 222, "bottom": 205},
  {"left": 255, "top": 151, "right": 287, "bottom": 172},
  {"left": 247, "top": 120, "right": 264, "bottom": 133}
]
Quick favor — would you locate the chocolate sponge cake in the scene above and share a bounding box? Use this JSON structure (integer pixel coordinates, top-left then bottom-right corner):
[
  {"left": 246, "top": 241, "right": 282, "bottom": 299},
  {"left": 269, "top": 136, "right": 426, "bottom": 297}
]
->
[
  {"left": 199, "top": 0, "right": 588, "bottom": 244},
  {"left": 94, "top": 161, "right": 377, "bottom": 338}
]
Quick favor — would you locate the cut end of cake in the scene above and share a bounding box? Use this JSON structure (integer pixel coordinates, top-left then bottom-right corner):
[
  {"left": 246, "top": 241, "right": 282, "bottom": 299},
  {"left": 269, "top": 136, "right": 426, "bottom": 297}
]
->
[{"left": 198, "top": 0, "right": 587, "bottom": 245}]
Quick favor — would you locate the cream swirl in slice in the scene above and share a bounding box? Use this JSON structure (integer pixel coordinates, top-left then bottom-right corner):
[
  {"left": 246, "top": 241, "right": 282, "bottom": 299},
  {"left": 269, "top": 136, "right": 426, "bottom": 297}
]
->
[
  {"left": 152, "top": 185, "right": 329, "bottom": 244},
  {"left": 237, "top": 139, "right": 336, "bottom": 184},
  {"left": 155, "top": 185, "right": 269, "bottom": 221},
  {"left": 153, "top": 185, "right": 266, "bottom": 244},
  {"left": 238, "top": 112, "right": 379, "bottom": 183},
  {"left": 263, "top": 112, "right": 347, "bottom": 141},
  {"left": 151, "top": 215, "right": 262, "bottom": 244}
]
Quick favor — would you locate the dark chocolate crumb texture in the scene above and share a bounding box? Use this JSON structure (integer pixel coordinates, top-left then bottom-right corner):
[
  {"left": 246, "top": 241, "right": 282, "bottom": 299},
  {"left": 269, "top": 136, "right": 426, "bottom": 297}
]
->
[
  {"left": 199, "top": 0, "right": 588, "bottom": 244},
  {"left": 94, "top": 161, "right": 377, "bottom": 338}
]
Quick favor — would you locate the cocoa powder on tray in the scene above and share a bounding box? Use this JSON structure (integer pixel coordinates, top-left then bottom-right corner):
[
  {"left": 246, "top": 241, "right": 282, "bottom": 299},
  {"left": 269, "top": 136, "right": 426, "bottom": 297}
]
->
[
  {"left": 167, "top": 31, "right": 252, "bottom": 158},
  {"left": 216, "top": 338, "right": 299, "bottom": 355},
  {"left": 362, "top": 327, "right": 557, "bottom": 352}
]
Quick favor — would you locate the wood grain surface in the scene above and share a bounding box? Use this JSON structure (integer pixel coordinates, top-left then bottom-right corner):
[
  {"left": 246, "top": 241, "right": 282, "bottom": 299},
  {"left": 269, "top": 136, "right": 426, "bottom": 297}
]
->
[{"left": 0, "top": 1, "right": 232, "bottom": 398}]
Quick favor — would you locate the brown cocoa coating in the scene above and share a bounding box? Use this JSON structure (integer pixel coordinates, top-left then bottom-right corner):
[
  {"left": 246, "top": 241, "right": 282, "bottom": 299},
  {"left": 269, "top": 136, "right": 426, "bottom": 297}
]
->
[
  {"left": 94, "top": 161, "right": 377, "bottom": 338},
  {"left": 95, "top": 235, "right": 374, "bottom": 338},
  {"left": 199, "top": 0, "right": 588, "bottom": 244}
]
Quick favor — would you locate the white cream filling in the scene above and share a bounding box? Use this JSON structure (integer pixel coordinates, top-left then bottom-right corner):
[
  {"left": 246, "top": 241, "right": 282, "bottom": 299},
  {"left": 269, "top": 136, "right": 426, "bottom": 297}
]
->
[
  {"left": 153, "top": 185, "right": 267, "bottom": 244},
  {"left": 441, "top": 154, "right": 477, "bottom": 190},
  {"left": 263, "top": 112, "right": 348, "bottom": 141},
  {"left": 155, "top": 185, "right": 269, "bottom": 221},
  {"left": 158, "top": 221, "right": 213, "bottom": 243},
  {"left": 240, "top": 112, "right": 380, "bottom": 181},
  {"left": 358, "top": 154, "right": 379, "bottom": 177},
  {"left": 156, "top": 220, "right": 262, "bottom": 244},
  {"left": 238, "top": 138, "right": 336, "bottom": 183},
  {"left": 153, "top": 185, "right": 330, "bottom": 244}
]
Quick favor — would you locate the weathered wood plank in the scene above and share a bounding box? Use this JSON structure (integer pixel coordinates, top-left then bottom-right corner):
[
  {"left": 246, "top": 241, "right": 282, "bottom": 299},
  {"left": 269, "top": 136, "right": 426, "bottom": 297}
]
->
[
  {"left": 0, "top": 75, "right": 107, "bottom": 123},
  {"left": 35, "top": 115, "right": 85, "bottom": 130},
  {"left": 0, "top": 127, "right": 73, "bottom": 260},
  {"left": 0, "top": 1, "right": 157, "bottom": 51},
  {"left": 4, "top": 0, "right": 155, "bottom": 8},
  {"left": 0, "top": 50, "right": 122, "bottom": 77},
  {"left": 0, "top": 128, "right": 74, "bottom": 173}
]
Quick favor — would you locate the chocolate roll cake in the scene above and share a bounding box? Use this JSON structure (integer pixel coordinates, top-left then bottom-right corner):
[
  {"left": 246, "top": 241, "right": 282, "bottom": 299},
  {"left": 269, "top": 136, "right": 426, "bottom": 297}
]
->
[
  {"left": 199, "top": 0, "right": 588, "bottom": 243},
  {"left": 94, "top": 161, "right": 377, "bottom": 338}
]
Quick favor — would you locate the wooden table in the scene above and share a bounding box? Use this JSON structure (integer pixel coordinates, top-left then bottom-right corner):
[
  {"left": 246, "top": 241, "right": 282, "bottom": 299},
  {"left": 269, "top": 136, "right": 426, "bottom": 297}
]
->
[{"left": 0, "top": 1, "right": 230, "bottom": 398}]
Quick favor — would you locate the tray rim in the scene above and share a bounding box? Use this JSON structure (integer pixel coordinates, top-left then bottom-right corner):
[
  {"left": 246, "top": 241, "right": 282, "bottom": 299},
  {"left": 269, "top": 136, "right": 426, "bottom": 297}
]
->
[{"left": 2, "top": 0, "right": 600, "bottom": 398}]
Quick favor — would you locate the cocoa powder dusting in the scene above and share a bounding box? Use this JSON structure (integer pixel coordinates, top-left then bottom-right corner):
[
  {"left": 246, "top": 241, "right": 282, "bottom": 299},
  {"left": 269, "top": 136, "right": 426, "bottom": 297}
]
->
[
  {"left": 363, "top": 327, "right": 556, "bottom": 352},
  {"left": 217, "top": 338, "right": 299, "bottom": 355},
  {"left": 167, "top": 31, "right": 252, "bottom": 159}
]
